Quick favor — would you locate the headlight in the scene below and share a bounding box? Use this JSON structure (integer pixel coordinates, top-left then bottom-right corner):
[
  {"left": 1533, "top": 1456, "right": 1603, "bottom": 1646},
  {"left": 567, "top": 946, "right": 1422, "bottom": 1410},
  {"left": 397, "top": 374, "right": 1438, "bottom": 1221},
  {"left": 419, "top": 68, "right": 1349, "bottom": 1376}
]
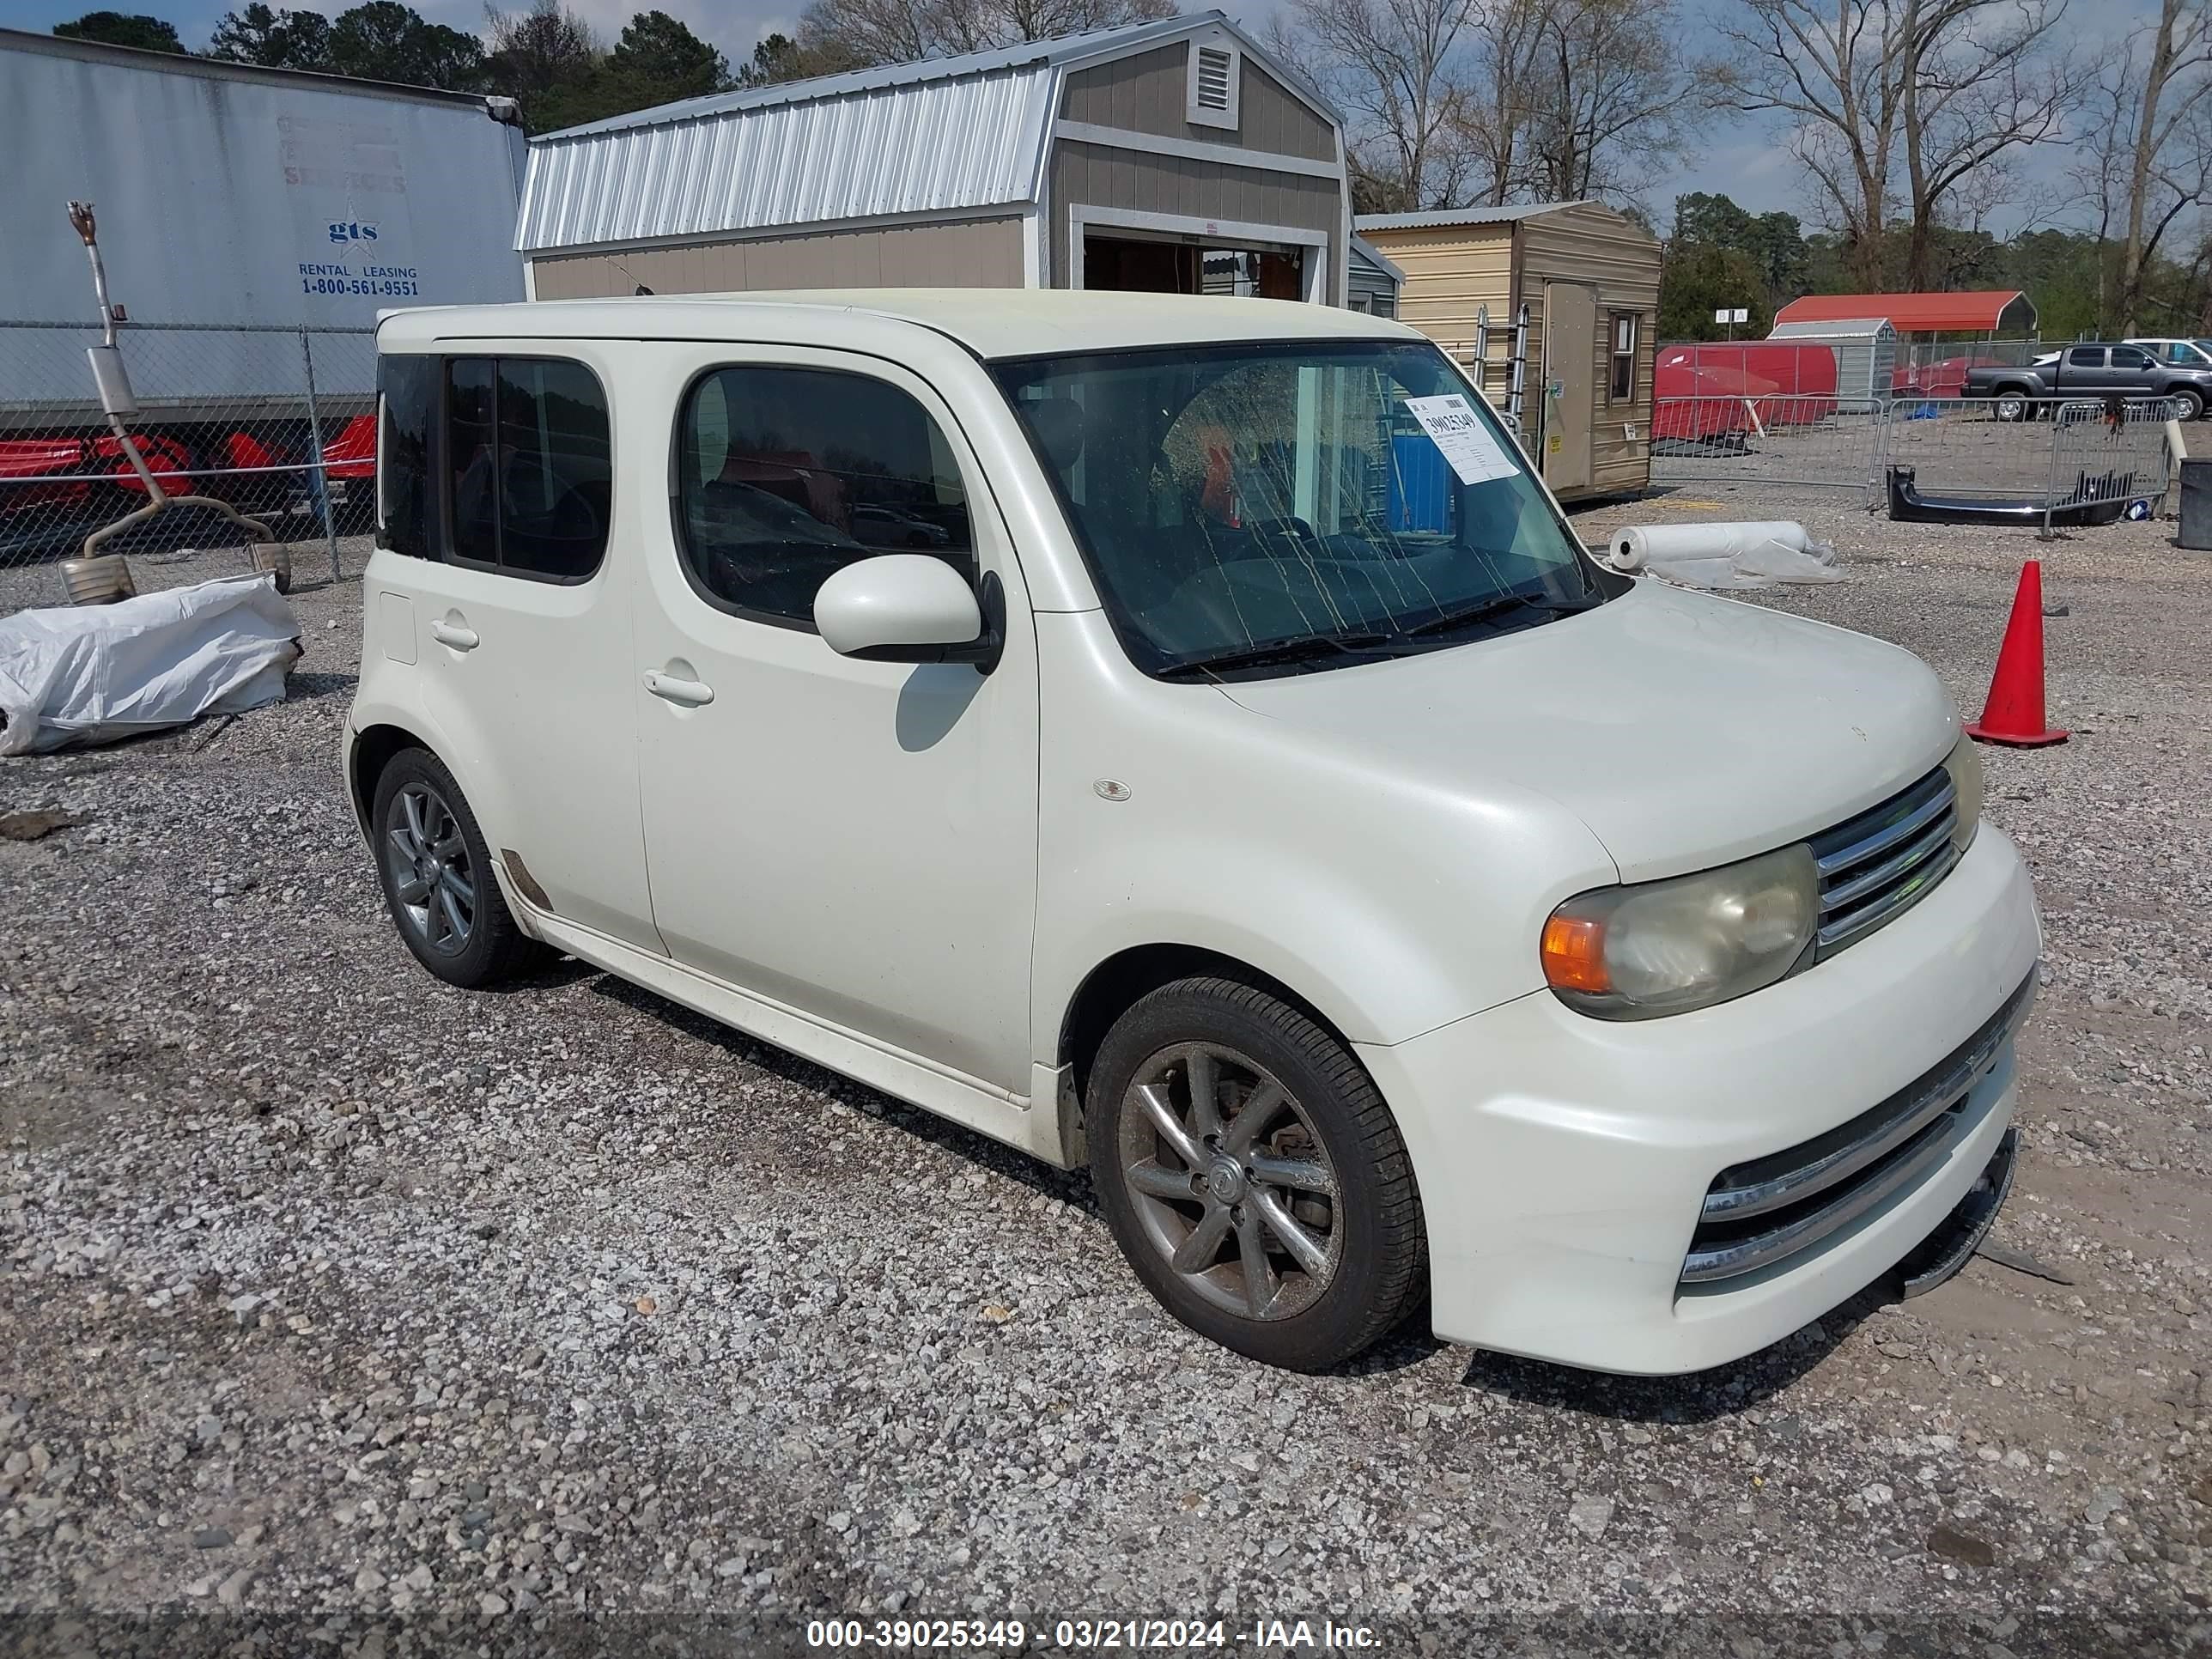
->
[
  {"left": 1942, "top": 729, "right": 1983, "bottom": 852},
  {"left": 1541, "top": 843, "right": 1819, "bottom": 1020}
]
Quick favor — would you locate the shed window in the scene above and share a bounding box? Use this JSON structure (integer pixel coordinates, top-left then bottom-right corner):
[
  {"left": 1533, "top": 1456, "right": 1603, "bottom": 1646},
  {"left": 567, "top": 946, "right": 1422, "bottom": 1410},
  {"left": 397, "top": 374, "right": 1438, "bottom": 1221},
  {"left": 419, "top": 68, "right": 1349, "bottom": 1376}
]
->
[
  {"left": 1608, "top": 313, "right": 1638, "bottom": 403},
  {"left": 1186, "top": 40, "right": 1239, "bottom": 130}
]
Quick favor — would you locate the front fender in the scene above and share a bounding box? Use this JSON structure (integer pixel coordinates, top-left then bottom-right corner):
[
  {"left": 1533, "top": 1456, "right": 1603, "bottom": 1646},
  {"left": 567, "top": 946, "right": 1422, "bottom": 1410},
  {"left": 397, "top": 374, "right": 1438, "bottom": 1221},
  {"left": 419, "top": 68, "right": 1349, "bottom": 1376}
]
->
[{"left": 1030, "top": 615, "right": 1619, "bottom": 1053}]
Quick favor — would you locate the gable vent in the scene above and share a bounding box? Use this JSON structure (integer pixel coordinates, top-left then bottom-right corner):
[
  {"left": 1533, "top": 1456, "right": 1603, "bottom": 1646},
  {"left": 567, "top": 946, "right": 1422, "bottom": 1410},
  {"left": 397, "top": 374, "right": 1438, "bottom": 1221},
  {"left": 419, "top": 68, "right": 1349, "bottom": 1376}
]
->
[
  {"left": 1194, "top": 46, "right": 1232, "bottom": 109},
  {"left": 1186, "top": 39, "right": 1240, "bottom": 129}
]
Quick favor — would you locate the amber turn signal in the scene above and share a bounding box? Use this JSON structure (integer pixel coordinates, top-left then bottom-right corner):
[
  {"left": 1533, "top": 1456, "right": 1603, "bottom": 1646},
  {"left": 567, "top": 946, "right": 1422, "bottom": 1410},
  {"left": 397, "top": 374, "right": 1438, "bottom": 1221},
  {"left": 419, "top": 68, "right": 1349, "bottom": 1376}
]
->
[{"left": 1540, "top": 913, "right": 1611, "bottom": 994}]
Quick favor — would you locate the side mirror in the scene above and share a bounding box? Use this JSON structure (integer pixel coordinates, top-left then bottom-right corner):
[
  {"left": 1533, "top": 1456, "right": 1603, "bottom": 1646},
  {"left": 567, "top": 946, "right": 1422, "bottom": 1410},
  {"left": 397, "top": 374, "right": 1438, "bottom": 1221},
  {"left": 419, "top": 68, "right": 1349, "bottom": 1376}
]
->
[{"left": 815, "top": 555, "right": 1002, "bottom": 673}]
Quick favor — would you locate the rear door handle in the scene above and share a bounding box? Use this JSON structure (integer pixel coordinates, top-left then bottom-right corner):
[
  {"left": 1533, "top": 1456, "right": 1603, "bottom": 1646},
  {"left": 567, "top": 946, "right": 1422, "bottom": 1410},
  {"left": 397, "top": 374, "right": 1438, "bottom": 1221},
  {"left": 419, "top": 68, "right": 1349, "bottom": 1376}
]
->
[
  {"left": 643, "top": 670, "right": 714, "bottom": 707},
  {"left": 428, "top": 619, "right": 479, "bottom": 651}
]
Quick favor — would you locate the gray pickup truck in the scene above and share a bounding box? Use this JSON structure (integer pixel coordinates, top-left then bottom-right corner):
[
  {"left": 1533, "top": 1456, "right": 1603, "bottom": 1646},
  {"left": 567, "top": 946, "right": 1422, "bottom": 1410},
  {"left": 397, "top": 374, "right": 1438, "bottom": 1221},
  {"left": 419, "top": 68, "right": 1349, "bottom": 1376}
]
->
[{"left": 1964, "top": 343, "right": 2212, "bottom": 421}]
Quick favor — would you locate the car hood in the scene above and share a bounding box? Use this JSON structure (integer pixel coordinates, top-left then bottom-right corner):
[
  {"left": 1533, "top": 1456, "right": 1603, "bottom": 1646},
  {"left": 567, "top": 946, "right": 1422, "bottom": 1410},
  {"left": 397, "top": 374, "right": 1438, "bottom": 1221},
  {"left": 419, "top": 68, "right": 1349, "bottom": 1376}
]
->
[{"left": 1215, "top": 580, "right": 1959, "bottom": 883}]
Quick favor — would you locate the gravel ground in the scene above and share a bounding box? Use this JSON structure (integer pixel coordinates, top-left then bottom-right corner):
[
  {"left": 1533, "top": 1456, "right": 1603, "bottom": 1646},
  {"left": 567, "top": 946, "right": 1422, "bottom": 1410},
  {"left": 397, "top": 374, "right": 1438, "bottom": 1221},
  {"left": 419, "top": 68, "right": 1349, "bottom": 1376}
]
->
[{"left": 1, "top": 504, "right": 2209, "bottom": 1658}]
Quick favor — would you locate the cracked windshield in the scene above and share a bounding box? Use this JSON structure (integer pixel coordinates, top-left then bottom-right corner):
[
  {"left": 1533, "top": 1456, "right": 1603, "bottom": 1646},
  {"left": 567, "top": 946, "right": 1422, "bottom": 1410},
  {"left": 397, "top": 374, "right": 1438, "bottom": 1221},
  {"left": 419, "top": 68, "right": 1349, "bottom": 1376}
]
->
[{"left": 995, "top": 341, "right": 1601, "bottom": 678}]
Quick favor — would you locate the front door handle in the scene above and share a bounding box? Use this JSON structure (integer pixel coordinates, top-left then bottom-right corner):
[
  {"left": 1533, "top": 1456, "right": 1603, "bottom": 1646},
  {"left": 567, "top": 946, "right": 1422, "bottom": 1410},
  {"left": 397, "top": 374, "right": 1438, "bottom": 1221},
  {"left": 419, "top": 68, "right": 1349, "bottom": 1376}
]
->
[
  {"left": 428, "top": 619, "right": 479, "bottom": 651},
  {"left": 643, "top": 669, "right": 714, "bottom": 707}
]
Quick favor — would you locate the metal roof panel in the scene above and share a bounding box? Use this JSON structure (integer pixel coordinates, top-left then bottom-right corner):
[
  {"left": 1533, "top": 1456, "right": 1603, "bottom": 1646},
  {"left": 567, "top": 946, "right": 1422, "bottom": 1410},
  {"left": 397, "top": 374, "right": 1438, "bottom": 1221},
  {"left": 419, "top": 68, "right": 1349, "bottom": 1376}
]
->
[
  {"left": 1355, "top": 202, "right": 1590, "bottom": 233},
  {"left": 518, "top": 64, "right": 1056, "bottom": 251}
]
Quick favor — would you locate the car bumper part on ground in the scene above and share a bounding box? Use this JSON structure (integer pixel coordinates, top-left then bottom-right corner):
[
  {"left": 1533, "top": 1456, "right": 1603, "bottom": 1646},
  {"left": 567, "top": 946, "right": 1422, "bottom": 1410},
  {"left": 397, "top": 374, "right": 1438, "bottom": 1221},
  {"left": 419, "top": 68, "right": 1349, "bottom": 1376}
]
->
[{"left": 1358, "top": 826, "right": 2042, "bottom": 1375}]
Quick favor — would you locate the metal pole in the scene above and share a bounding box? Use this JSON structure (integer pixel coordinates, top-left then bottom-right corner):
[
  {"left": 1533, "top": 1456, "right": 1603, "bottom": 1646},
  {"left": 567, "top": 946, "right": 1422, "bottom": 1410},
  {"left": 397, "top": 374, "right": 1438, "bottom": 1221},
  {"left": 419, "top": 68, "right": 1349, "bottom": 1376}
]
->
[
  {"left": 2040, "top": 401, "right": 2063, "bottom": 542},
  {"left": 1472, "top": 304, "right": 1490, "bottom": 396},
  {"left": 1868, "top": 387, "right": 1890, "bottom": 511},
  {"left": 300, "top": 327, "right": 341, "bottom": 583}
]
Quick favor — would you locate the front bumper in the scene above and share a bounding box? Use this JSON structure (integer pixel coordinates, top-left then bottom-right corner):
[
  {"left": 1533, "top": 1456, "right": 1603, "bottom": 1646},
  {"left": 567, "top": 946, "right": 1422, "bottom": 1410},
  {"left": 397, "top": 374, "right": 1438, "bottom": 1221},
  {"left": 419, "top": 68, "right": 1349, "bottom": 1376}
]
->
[{"left": 1357, "top": 825, "right": 2041, "bottom": 1375}]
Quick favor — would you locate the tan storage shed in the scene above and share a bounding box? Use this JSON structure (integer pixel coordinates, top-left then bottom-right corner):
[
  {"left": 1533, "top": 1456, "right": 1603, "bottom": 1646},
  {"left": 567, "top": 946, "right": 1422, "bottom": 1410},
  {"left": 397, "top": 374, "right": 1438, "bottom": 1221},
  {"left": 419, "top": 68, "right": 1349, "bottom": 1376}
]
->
[
  {"left": 519, "top": 13, "right": 1352, "bottom": 308},
  {"left": 1357, "top": 202, "right": 1661, "bottom": 501}
]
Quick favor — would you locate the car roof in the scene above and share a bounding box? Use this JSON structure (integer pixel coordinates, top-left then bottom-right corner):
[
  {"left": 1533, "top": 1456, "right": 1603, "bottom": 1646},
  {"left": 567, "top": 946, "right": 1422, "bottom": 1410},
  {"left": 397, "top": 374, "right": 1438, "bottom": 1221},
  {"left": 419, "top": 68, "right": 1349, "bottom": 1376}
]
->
[{"left": 377, "top": 289, "right": 1419, "bottom": 361}]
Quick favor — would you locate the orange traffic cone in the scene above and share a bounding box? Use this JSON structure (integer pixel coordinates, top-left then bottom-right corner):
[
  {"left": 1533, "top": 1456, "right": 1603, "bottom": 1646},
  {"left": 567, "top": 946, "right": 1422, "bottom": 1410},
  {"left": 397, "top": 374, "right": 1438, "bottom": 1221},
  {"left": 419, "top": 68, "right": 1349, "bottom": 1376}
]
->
[{"left": 1966, "top": 560, "right": 2068, "bottom": 748}]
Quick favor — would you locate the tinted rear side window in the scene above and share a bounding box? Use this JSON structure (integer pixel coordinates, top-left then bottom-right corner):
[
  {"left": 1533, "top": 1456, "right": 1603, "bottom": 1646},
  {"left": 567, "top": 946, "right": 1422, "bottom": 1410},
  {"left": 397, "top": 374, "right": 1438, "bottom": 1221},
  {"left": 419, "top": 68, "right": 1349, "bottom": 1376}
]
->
[
  {"left": 376, "top": 354, "right": 434, "bottom": 559},
  {"left": 443, "top": 355, "right": 612, "bottom": 581}
]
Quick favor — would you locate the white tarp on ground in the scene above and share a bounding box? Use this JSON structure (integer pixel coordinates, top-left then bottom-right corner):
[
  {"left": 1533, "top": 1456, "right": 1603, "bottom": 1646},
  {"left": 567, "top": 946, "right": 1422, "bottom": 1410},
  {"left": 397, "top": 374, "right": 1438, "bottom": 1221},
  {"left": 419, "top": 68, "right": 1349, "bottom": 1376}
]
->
[
  {"left": 0, "top": 573, "right": 301, "bottom": 755},
  {"left": 1600, "top": 520, "right": 1846, "bottom": 589}
]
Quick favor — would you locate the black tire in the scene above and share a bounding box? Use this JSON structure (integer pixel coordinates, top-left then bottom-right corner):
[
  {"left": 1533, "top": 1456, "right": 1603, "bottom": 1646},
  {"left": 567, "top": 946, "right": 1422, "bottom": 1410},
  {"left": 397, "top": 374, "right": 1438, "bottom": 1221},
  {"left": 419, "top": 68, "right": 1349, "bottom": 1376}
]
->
[
  {"left": 1087, "top": 976, "right": 1426, "bottom": 1371},
  {"left": 370, "top": 747, "right": 545, "bottom": 989},
  {"left": 1993, "top": 391, "right": 2031, "bottom": 422},
  {"left": 2173, "top": 387, "right": 2205, "bottom": 422}
]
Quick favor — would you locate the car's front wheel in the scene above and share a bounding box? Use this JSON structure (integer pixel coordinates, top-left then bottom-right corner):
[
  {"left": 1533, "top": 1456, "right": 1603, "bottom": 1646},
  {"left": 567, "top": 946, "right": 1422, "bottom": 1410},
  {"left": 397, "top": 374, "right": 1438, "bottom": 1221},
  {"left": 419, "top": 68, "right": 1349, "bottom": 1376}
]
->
[
  {"left": 2172, "top": 387, "right": 2205, "bottom": 422},
  {"left": 371, "top": 748, "right": 545, "bottom": 989},
  {"left": 1088, "top": 976, "right": 1426, "bottom": 1370}
]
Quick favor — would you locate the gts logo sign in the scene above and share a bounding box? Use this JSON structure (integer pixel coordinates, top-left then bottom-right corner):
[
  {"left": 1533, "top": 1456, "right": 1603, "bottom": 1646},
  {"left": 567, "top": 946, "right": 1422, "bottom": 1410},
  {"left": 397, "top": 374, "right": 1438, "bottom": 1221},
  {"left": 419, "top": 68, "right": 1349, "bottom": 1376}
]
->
[{"left": 327, "top": 221, "right": 380, "bottom": 245}]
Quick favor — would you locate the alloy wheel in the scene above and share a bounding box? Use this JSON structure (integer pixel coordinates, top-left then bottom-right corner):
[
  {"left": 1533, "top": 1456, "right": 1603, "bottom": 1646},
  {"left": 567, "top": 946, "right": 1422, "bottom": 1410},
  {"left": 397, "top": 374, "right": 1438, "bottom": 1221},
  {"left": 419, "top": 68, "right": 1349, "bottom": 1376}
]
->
[
  {"left": 384, "top": 782, "right": 477, "bottom": 957},
  {"left": 1115, "top": 1041, "right": 1344, "bottom": 1321}
]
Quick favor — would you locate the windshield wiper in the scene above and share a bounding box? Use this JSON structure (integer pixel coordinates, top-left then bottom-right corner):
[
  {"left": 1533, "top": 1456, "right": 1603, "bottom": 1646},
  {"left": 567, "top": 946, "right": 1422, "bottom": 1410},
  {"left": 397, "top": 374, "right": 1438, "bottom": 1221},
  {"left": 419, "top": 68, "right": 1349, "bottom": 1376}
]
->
[
  {"left": 1158, "top": 630, "right": 1395, "bottom": 679},
  {"left": 1401, "top": 592, "right": 1582, "bottom": 639}
]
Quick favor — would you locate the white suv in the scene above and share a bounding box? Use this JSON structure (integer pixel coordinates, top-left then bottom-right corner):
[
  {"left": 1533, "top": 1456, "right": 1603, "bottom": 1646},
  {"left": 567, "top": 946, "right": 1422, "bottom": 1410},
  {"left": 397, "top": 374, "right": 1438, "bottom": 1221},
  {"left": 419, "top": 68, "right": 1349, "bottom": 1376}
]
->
[{"left": 347, "top": 292, "right": 2040, "bottom": 1375}]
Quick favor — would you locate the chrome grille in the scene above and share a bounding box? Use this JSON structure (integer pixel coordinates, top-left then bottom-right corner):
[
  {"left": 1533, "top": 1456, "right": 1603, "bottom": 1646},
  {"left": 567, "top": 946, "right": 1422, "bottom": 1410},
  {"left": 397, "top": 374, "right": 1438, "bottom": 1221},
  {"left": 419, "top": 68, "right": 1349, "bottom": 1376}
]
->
[
  {"left": 1680, "top": 969, "right": 2035, "bottom": 1288},
  {"left": 1808, "top": 765, "right": 1960, "bottom": 957}
]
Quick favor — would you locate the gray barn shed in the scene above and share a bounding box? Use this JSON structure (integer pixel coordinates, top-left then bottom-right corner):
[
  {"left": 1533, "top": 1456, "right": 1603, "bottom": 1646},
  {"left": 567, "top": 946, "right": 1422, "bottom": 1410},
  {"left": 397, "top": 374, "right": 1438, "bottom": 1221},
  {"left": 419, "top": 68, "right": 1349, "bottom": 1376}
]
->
[
  {"left": 1347, "top": 235, "right": 1403, "bottom": 316},
  {"left": 518, "top": 14, "right": 1351, "bottom": 305},
  {"left": 1765, "top": 317, "right": 1898, "bottom": 409}
]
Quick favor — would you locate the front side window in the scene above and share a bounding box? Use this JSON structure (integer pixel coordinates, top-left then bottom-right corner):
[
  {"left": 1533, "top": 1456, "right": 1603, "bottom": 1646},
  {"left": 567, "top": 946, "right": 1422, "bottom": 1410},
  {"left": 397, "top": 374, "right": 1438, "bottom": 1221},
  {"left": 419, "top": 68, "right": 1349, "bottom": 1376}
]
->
[
  {"left": 674, "top": 367, "right": 973, "bottom": 629},
  {"left": 443, "top": 355, "right": 611, "bottom": 580},
  {"left": 376, "top": 353, "right": 434, "bottom": 559},
  {"left": 994, "top": 340, "right": 1603, "bottom": 679},
  {"left": 2111, "top": 346, "right": 2152, "bottom": 371},
  {"left": 1609, "top": 313, "right": 1638, "bottom": 402}
]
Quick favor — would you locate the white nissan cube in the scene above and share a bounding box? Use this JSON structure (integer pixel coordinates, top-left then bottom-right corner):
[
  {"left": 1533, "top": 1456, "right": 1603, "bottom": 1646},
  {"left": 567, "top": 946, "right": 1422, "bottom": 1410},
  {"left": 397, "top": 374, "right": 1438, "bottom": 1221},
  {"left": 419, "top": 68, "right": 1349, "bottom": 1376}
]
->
[{"left": 346, "top": 292, "right": 2040, "bottom": 1375}]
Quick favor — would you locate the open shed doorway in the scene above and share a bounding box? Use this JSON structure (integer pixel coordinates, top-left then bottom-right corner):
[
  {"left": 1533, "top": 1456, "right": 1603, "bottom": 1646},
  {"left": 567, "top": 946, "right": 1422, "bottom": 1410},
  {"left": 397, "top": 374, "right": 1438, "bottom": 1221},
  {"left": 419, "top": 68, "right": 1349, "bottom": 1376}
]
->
[{"left": 1084, "top": 234, "right": 1306, "bottom": 301}]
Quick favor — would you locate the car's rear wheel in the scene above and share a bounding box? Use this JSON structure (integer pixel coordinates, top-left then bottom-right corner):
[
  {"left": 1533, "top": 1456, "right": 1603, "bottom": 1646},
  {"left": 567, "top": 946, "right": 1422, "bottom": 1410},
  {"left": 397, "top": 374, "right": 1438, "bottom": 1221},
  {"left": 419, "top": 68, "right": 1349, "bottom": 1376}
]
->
[
  {"left": 1993, "top": 392, "right": 2030, "bottom": 422},
  {"left": 1088, "top": 976, "right": 1426, "bottom": 1370},
  {"left": 371, "top": 748, "right": 545, "bottom": 988}
]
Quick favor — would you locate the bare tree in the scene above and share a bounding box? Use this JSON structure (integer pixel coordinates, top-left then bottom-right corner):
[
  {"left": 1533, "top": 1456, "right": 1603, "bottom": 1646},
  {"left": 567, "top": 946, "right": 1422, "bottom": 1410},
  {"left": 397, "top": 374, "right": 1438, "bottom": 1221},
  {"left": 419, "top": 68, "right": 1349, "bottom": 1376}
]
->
[
  {"left": 2116, "top": 1, "right": 2212, "bottom": 331},
  {"left": 1519, "top": 0, "right": 1701, "bottom": 203},
  {"left": 1711, "top": 0, "right": 2078, "bottom": 291},
  {"left": 1455, "top": 0, "right": 1547, "bottom": 204},
  {"left": 486, "top": 0, "right": 596, "bottom": 90},
  {"left": 1266, "top": 0, "right": 1485, "bottom": 213},
  {"left": 796, "top": 0, "right": 1175, "bottom": 67}
]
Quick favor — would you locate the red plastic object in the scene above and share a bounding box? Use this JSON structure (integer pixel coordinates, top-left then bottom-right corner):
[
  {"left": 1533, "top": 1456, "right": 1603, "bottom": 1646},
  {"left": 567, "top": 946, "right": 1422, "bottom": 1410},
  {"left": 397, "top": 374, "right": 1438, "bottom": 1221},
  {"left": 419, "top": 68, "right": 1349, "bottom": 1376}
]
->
[
  {"left": 0, "top": 436, "right": 92, "bottom": 511},
  {"left": 321, "top": 413, "right": 378, "bottom": 480},
  {"left": 1966, "top": 560, "right": 2069, "bottom": 748},
  {"left": 1659, "top": 343, "right": 1838, "bottom": 424},
  {"left": 1651, "top": 361, "right": 1770, "bottom": 440},
  {"left": 92, "top": 432, "right": 190, "bottom": 495}
]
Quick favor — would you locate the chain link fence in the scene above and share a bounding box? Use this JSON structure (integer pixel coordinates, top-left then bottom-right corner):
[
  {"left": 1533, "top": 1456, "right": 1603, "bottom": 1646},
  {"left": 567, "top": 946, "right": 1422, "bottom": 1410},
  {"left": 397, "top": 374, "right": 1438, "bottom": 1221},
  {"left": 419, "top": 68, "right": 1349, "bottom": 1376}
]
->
[
  {"left": 1655, "top": 386, "right": 2177, "bottom": 514},
  {"left": 0, "top": 321, "right": 375, "bottom": 592}
]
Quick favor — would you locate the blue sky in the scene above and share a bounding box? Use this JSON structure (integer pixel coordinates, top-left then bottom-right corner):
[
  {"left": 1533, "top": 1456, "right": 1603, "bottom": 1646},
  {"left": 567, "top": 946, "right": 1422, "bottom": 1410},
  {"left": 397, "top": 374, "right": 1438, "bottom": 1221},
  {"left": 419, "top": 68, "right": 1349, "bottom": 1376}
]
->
[{"left": 0, "top": 0, "right": 2149, "bottom": 234}]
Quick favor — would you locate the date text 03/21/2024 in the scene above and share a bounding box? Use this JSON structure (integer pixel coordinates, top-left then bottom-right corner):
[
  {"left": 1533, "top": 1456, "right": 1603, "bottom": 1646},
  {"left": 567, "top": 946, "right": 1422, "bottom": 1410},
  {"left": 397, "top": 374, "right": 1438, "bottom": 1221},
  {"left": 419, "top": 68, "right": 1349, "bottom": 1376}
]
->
[{"left": 804, "top": 1619, "right": 1381, "bottom": 1650}]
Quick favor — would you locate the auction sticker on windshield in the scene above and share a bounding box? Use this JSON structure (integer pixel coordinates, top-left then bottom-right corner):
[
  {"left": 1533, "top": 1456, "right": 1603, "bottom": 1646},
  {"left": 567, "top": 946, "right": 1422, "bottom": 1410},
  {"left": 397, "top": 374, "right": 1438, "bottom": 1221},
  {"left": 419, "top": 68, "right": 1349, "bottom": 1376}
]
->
[{"left": 1403, "top": 393, "right": 1521, "bottom": 485}]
